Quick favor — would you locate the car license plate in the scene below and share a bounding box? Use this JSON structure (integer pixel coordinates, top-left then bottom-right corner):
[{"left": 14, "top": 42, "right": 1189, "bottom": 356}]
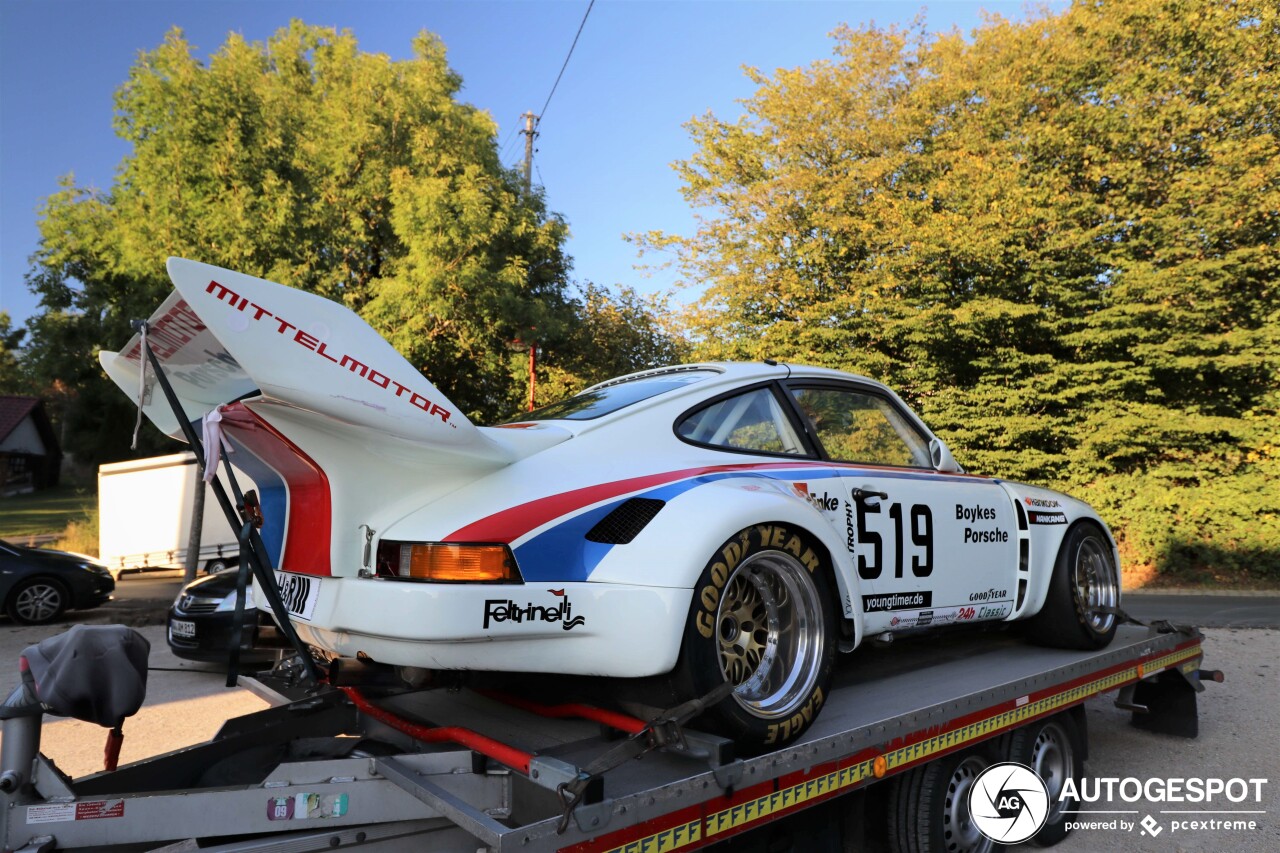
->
[
  {"left": 274, "top": 571, "right": 320, "bottom": 621},
  {"left": 170, "top": 619, "right": 196, "bottom": 640}
]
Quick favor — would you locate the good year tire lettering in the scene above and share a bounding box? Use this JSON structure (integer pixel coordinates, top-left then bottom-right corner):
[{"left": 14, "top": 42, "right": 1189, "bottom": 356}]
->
[{"left": 696, "top": 525, "right": 821, "bottom": 638}]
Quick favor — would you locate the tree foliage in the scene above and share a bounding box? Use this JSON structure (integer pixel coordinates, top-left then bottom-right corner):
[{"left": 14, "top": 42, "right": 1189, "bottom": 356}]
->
[
  {"left": 0, "top": 312, "right": 29, "bottom": 394},
  {"left": 642, "top": 0, "right": 1280, "bottom": 579},
  {"left": 23, "top": 22, "right": 590, "bottom": 461}
]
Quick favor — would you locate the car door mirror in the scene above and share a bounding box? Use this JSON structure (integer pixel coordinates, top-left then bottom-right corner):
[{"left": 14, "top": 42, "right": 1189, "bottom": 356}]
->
[{"left": 930, "top": 438, "right": 963, "bottom": 473}]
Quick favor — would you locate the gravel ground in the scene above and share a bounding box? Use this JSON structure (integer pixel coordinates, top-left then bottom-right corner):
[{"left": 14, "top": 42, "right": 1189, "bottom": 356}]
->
[
  {"left": 0, "top": 622, "right": 266, "bottom": 778},
  {"left": 1049, "top": 628, "right": 1279, "bottom": 853}
]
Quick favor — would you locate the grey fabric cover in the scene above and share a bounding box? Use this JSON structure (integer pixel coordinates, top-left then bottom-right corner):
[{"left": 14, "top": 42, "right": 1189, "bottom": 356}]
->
[{"left": 21, "top": 624, "right": 149, "bottom": 728}]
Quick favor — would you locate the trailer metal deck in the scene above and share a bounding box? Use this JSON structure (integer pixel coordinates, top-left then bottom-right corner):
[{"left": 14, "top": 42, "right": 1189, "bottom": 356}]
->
[{"left": 0, "top": 622, "right": 1207, "bottom": 852}]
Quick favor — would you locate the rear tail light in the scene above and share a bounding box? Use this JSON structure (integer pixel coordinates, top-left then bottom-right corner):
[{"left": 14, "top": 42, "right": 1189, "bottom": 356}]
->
[{"left": 376, "top": 541, "right": 522, "bottom": 583}]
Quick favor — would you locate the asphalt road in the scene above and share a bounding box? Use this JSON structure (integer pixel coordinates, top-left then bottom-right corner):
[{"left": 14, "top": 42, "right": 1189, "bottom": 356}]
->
[{"left": 1123, "top": 591, "right": 1280, "bottom": 629}]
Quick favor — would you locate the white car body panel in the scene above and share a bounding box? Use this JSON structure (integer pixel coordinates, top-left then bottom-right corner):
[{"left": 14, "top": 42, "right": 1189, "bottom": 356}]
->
[{"left": 104, "top": 259, "right": 1120, "bottom": 679}]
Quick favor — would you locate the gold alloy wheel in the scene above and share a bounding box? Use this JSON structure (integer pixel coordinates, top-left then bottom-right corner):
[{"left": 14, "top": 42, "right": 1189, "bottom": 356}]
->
[{"left": 715, "top": 551, "right": 824, "bottom": 719}]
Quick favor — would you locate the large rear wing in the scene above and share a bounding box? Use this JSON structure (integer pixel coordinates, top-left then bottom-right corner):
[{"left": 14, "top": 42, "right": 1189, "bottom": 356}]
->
[{"left": 100, "top": 258, "right": 514, "bottom": 464}]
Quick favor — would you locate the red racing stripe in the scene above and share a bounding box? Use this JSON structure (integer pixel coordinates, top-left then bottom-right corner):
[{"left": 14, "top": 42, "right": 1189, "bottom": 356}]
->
[
  {"left": 446, "top": 461, "right": 848, "bottom": 543},
  {"left": 219, "top": 403, "right": 332, "bottom": 576}
]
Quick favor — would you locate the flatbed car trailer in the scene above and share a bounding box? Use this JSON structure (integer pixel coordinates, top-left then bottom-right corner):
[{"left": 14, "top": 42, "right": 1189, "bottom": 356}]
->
[
  {"left": 0, "top": 326, "right": 1219, "bottom": 852},
  {"left": 0, "top": 619, "right": 1215, "bottom": 853}
]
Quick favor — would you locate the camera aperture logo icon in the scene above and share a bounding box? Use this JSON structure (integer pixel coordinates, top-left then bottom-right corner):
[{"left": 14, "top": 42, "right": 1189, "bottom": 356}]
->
[{"left": 969, "top": 762, "right": 1050, "bottom": 844}]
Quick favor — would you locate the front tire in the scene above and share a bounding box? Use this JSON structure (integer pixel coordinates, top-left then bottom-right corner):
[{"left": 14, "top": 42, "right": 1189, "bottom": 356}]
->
[
  {"left": 7, "top": 577, "right": 69, "bottom": 625},
  {"left": 1026, "top": 521, "right": 1119, "bottom": 650},
  {"left": 675, "top": 524, "right": 838, "bottom": 752}
]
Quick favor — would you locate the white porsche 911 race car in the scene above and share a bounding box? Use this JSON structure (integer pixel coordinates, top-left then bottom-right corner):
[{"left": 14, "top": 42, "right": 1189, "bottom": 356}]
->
[{"left": 103, "top": 259, "right": 1121, "bottom": 749}]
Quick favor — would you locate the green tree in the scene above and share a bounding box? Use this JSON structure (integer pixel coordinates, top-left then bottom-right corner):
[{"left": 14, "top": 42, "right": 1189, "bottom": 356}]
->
[
  {"left": 641, "top": 0, "right": 1280, "bottom": 579},
  {"left": 538, "top": 282, "right": 691, "bottom": 403},
  {"left": 0, "top": 312, "right": 30, "bottom": 393},
  {"left": 25, "top": 22, "right": 575, "bottom": 459}
]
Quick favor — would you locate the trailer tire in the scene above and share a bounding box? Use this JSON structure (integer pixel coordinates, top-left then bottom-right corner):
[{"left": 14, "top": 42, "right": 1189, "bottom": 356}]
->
[
  {"left": 1025, "top": 521, "right": 1118, "bottom": 650},
  {"left": 1009, "top": 713, "right": 1084, "bottom": 847},
  {"left": 674, "top": 524, "right": 837, "bottom": 753},
  {"left": 888, "top": 743, "right": 1000, "bottom": 853},
  {"left": 204, "top": 558, "right": 234, "bottom": 574}
]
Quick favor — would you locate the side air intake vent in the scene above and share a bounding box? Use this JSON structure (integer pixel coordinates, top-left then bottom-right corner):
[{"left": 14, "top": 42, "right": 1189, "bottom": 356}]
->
[{"left": 586, "top": 498, "right": 666, "bottom": 544}]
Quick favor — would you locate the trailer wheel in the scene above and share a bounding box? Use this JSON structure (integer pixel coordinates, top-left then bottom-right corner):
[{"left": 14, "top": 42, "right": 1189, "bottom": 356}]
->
[
  {"left": 888, "top": 743, "right": 999, "bottom": 853},
  {"left": 1026, "top": 521, "right": 1118, "bottom": 650},
  {"left": 7, "top": 577, "right": 69, "bottom": 625},
  {"left": 675, "top": 525, "right": 837, "bottom": 752},
  {"left": 1009, "top": 713, "right": 1084, "bottom": 847},
  {"left": 204, "top": 558, "right": 234, "bottom": 574}
]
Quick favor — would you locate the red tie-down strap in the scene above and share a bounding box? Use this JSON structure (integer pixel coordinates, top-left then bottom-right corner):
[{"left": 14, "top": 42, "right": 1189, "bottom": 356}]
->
[
  {"left": 476, "top": 689, "right": 647, "bottom": 735},
  {"left": 340, "top": 687, "right": 534, "bottom": 775}
]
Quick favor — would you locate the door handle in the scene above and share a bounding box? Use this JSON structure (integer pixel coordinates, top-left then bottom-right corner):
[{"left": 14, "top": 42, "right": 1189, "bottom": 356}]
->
[{"left": 852, "top": 487, "right": 888, "bottom": 504}]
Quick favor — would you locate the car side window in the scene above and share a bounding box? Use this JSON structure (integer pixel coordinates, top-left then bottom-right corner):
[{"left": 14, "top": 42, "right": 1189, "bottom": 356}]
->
[
  {"left": 789, "top": 386, "right": 932, "bottom": 468},
  {"left": 677, "top": 388, "right": 806, "bottom": 455}
]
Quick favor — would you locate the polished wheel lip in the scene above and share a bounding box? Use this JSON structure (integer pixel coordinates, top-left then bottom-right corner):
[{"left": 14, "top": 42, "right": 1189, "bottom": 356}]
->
[
  {"left": 1074, "top": 534, "right": 1118, "bottom": 633},
  {"left": 15, "top": 582, "right": 63, "bottom": 623},
  {"left": 946, "top": 756, "right": 993, "bottom": 853},
  {"left": 716, "top": 550, "right": 824, "bottom": 720}
]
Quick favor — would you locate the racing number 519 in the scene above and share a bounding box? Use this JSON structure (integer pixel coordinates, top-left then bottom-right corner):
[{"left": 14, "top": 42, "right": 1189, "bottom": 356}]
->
[{"left": 856, "top": 502, "right": 933, "bottom": 580}]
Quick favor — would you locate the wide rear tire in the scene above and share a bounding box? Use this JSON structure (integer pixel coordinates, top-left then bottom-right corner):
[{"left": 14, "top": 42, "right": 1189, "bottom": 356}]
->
[{"left": 674, "top": 524, "right": 838, "bottom": 753}]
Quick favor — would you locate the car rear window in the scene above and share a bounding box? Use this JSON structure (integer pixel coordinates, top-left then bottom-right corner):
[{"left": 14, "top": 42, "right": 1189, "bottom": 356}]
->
[{"left": 511, "top": 369, "right": 718, "bottom": 422}]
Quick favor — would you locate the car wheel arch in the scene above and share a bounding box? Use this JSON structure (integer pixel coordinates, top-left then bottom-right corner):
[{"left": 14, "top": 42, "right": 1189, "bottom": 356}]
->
[{"left": 590, "top": 480, "right": 864, "bottom": 648}]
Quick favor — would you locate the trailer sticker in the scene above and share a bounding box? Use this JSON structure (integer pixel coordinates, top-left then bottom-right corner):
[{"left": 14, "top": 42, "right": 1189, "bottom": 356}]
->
[
  {"left": 568, "top": 641, "right": 1203, "bottom": 853},
  {"left": 266, "top": 793, "right": 349, "bottom": 821},
  {"left": 27, "top": 800, "right": 125, "bottom": 824}
]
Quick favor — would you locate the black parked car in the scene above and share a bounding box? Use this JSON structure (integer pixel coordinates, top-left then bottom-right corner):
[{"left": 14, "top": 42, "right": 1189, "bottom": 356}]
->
[
  {"left": 167, "top": 569, "right": 274, "bottom": 663},
  {"left": 0, "top": 539, "right": 115, "bottom": 624}
]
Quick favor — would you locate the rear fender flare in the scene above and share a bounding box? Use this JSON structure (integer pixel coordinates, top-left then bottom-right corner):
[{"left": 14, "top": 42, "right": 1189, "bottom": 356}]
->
[{"left": 587, "top": 478, "right": 864, "bottom": 649}]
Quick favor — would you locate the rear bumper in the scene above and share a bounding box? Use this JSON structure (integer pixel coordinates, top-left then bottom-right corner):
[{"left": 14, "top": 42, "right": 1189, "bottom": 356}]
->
[{"left": 276, "top": 577, "right": 692, "bottom": 678}]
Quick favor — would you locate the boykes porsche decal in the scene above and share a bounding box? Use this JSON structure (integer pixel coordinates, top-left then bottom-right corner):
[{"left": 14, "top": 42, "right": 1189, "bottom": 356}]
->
[{"left": 483, "top": 588, "right": 585, "bottom": 631}]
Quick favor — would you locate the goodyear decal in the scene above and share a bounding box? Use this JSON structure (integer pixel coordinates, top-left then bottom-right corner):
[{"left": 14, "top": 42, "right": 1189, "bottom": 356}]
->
[{"left": 569, "top": 642, "right": 1203, "bottom": 853}]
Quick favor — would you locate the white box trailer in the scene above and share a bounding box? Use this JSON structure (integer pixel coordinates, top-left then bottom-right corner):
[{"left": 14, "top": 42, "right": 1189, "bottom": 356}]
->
[{"left": 98, "top": 452, "right": 252, "bottom": 576}]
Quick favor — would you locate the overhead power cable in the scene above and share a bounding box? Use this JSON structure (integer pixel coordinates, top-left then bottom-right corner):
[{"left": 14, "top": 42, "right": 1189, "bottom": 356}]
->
[{"left": 538, "top": 0, "right": 595, "bottom": 124}]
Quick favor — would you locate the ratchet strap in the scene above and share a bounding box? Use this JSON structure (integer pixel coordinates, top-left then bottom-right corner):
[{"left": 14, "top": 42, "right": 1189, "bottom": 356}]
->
[
  {"left": 556, "top": 681, "right": 735, "bottom": 833},
  {"left": 134, "top": 320, "right": 320, "bottom": 685}
]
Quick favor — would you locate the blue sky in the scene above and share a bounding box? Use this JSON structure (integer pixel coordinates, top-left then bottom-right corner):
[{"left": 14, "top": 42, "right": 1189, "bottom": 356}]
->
[{"left": 0, "top": 0, "right": 1042, "bottom": 330}]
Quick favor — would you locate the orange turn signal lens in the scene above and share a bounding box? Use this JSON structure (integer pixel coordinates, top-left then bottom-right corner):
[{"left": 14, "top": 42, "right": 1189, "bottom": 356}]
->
[{"left": 380, "top": 542, "right": 520, "bottom": 582}]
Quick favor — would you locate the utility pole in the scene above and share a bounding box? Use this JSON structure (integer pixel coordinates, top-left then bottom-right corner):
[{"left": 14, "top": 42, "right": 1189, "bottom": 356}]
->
[
  {"left": 520, "top": 111, "right": 538, "bottom": 193},
  {"left": 520, "top": 110, "right": 539, "bottom": 408}
]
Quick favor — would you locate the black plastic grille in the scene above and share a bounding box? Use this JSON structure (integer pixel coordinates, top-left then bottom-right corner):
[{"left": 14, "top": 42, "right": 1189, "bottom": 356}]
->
[{"left": 585, "top": 498, "right": 666, "bottom": 544}]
